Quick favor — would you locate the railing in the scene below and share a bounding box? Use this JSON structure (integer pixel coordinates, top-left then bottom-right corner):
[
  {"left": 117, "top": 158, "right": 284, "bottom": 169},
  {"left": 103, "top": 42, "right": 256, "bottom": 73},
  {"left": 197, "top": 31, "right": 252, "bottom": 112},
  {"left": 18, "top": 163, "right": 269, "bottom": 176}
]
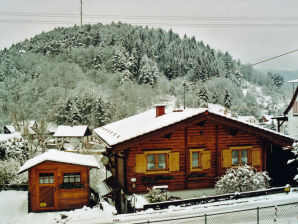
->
[
  {"left": 143, "top": 187, "right": 287, "bottom": 210},
  {"left": 134, "top": 201, "right": 298, "bottom": 224}
]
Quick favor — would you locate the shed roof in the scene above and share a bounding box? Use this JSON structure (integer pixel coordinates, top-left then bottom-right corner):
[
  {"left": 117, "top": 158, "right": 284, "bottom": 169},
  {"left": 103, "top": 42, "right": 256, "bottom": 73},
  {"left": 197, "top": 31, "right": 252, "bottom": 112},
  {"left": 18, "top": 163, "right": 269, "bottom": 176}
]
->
[
  {"left": 54, "top": 125, "right": 92, "bottom": 137},
  {"left": 18, "top": 149, "right": 99, "bottom": 174},
  {"left": 93, "top": 104, "right": 294, "bottom": 148}
]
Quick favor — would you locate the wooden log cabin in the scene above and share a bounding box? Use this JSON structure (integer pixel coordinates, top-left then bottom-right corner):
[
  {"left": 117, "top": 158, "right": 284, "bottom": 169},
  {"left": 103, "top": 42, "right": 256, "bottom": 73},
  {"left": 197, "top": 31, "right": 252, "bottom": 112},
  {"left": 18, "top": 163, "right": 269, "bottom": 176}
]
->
[
  {"left": 18, "top": 149, "right": 99, "bottom": 212},
  {"left": 94, "top": 104, "right": 295, "bottom": 212}
]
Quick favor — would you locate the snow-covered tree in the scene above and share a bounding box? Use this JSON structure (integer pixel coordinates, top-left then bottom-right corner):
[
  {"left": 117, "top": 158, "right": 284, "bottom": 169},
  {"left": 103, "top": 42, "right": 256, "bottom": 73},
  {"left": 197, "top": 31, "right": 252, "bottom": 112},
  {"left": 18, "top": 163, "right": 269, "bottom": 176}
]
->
[
  {"left": 233, "top": 70, "right": 243, "bottom": 87},
  {"left": 212, "top": 91, "right": 219, "bottom": 104},
  {"left": 145, "top": 187, "right": 168, "bottom": 203},
  {"left": 197, "top": 86, "right": 209, "bottom": 108},
  {"left": 284, "top": 141, "right": 298, "bottom": 182},
  {"left": 0, "top": 159, "right": 28, "bottom": 185},
  {"left": 215, "top": 165, "right": 270, "bottom": 194},
  {"left": 138, "top": 54, "right": 159, "bottom": 86},
  {"left": 224, "top": 89, "right": 232, "bottom": 109}
]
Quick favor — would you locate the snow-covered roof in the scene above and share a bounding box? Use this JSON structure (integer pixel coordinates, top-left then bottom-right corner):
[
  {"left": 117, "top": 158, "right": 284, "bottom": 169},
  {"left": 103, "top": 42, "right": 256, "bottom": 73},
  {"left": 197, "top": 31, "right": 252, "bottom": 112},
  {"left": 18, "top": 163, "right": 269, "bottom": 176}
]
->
[
  {"left": 18, "top": 149, "right": 100, "bottom": 174},
  {"left": 94, "top": 104, "right": 294, "bottom": 147},
  {"left": 288, "top": 79, "right": 298, "bottom": 83},
  {"left": 237, "top": 116, "right": 257, "bottom": 123},
  {"left": 4, "top": 125, "right": 16, "bottom": 133},
  {"left": 0, "top": 132, "right": 22, "bottom": 143},
  {"left": 54, "top": 125, "right": 91, "bottom": 137}
]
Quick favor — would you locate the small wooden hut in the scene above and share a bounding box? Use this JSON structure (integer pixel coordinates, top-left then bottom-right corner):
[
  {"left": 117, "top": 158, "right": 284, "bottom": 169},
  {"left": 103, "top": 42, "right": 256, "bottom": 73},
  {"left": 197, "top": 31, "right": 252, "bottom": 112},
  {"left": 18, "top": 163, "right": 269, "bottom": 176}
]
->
[{"left": 18, "top": 149, "right": 99, "bottom": 212}]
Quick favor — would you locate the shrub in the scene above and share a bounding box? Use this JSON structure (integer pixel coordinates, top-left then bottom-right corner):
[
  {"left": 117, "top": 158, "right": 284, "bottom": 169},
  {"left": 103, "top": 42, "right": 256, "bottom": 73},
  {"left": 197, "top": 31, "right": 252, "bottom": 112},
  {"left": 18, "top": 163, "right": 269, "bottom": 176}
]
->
[
  {"left": 215, "top": 165, "right": 270, "bottom": 194},
  {"left": 145, "top": 187, "right": 168, "bottom": 203}
]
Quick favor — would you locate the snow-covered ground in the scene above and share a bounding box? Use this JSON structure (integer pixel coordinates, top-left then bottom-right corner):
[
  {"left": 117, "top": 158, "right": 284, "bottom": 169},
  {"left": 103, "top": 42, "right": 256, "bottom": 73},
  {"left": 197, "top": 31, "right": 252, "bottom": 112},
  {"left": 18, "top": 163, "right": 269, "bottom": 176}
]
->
[{"left": 1, "top": 190, "right": 298, "bottom": 224}]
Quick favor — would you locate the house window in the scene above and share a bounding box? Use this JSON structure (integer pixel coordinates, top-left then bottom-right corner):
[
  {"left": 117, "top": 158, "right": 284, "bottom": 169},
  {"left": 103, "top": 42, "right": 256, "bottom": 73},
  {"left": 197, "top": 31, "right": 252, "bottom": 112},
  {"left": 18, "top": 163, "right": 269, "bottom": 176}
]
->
[
  {"left": 232, "top": 150, "right": 248, "bottom": 165},
  {"left": 294, "top": 101, "right": 298, "bottom": 115},
  {"left": 63, "top": 173, "right": 81, "bottom": 183},
  {"left": 147, "top": 153, "right": 167, "bottom": 170},
  {"left": 191, "top": 151, "right": 202, "bottom": 169},
  {"left": 39, "top": 173, "right": 54, "bottom": 184},
  {"left": 190, "top": 149, "right": 211, "bottom": 171}
]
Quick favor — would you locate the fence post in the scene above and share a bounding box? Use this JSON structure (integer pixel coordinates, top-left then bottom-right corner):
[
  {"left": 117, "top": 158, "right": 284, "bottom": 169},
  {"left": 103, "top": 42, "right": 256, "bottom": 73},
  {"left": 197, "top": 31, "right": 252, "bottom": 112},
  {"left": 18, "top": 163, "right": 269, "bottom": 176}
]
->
[
  {"left": 205, "top": 214, "right": 207, "bottom": 224},
  {"left": 257, "top": 207, "right": 259, "bottom": 224}
]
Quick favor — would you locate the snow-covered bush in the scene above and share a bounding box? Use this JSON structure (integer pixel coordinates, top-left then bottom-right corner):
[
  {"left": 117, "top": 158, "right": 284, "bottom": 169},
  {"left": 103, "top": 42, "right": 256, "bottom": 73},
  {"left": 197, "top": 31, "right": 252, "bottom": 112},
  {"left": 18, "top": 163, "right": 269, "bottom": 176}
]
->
[
  {"left": 0, "top": 159, "right": 28, "bottom": 184},
  {"left": 145, "top": 188, "right": 168, "bottom": 203},
  {"left": 0, "top": 137, "right": 30, "bottom": 164},
  {"left": 285, "top": 141, "right": 298, "bottom": 182},
  {"left": 215, "top": 165, "right": 270, "bottom": 194}
]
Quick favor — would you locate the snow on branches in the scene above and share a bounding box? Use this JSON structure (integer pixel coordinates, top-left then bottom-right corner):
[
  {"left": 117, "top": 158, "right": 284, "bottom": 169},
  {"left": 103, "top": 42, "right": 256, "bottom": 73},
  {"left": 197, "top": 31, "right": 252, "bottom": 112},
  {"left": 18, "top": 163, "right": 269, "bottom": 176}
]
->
[
  {"left": 145, "top": 187, "right": 168, "bottom": 203},
  {"left": 284, "top": 141, "right": 298, "bottom": 182},
  {"left": 215, "top": 165, "right": 270, "bottom": 194}
]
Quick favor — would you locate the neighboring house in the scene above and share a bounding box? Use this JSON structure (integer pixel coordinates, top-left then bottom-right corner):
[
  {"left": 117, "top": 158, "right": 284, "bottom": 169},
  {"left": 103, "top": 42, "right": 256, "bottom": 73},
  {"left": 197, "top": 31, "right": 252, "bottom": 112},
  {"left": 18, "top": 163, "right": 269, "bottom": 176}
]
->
[
  {"left": 259, "top": 115, "right": 274, "bottom": 124},
  {"left": 284, "top": 85, "right": 298, "bottom": 138},
  {"left": 18, "top": 149, "right": 99, "bottom": 212},
  {"left": 237, "top": 116, "right": 259, "bottom": 124},
  {"left": 9, "top": 120, "right": 57, "bottom": 138},
  {"left": 3, "top": 125, "right": 16, "bottom": 134},
  {"left": 53, "top": 125, "right": 92, "bottom": 149},
  {"left": 94, "top": 105, "right": 295, "bottom": 213}
]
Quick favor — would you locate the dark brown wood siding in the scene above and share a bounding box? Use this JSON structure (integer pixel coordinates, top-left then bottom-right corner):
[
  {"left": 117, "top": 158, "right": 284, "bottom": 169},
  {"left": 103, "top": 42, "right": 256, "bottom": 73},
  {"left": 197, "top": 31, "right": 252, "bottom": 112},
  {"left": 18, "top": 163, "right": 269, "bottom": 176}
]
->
[{"left": 124, "top": 119, "right": 266, "bottom": 194}]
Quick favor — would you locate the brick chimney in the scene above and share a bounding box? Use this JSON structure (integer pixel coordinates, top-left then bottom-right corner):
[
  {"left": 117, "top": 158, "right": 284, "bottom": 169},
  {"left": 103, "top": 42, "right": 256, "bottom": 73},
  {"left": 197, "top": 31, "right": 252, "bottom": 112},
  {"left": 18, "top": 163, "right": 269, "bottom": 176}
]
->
[{"left": 155, "top": 104, "right": 166, "bottom": 117}]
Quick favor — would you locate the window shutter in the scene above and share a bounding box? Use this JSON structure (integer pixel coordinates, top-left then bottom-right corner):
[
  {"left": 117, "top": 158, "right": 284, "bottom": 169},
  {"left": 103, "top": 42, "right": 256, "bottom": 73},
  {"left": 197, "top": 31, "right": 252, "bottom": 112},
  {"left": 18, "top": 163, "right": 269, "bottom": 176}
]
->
[
  {"left": 202, "top": 151, "right": 211, "bottom": 169},
  {"left": 169, "top": 152, "right": 180, "bottom": 172},
  {"left": 222, "top": 149, "right": 232, "bottom": 167},
  {"left": 135, "top": 154, "right": 146, "bottom": 173},
  {"left": 252, "top": 149, "right": 262, "bottom": 167}
]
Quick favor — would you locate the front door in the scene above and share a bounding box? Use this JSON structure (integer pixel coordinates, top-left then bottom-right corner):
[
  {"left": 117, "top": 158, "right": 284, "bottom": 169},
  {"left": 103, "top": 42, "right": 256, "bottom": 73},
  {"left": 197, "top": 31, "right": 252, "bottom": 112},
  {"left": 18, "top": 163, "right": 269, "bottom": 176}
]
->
[{"left": 38, "top": 172, "right": 57, "bottom": 209}]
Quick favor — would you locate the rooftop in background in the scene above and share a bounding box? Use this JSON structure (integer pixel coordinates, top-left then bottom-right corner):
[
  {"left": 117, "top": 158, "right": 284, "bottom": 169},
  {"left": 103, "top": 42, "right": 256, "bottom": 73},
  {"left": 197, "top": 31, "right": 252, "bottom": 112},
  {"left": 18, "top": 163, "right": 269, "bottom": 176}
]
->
[
  {"left": 288, "top": 79, "right": 298, "bottom": 83},
  {"left": 54, "top": 125, "right": 92, "bottom": 137},
  {"left": 18, "top": 149, "right": 100, "bottom": 174}
]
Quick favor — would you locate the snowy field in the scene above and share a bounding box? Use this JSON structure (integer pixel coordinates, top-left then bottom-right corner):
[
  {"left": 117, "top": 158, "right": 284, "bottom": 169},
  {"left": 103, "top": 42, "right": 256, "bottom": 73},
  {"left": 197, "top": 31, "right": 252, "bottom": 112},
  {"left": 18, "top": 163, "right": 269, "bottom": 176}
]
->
[{"left": 1, "top": 190, "right": 298, "bottom": 224}]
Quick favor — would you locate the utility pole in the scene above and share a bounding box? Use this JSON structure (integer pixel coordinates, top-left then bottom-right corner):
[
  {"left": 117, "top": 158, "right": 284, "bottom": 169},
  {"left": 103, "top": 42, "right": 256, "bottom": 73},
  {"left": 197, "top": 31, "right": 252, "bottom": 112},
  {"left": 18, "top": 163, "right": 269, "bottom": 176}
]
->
[{"left": 80, "top": 0, "right": 83, "bottom": 26}]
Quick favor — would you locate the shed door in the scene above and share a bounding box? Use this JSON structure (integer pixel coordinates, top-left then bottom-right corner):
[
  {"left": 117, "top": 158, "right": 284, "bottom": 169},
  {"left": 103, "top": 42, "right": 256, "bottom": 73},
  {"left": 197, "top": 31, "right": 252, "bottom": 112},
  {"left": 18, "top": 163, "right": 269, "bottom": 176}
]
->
[{"left": 38, "top": 172, "right": 57, "bottom": 209}]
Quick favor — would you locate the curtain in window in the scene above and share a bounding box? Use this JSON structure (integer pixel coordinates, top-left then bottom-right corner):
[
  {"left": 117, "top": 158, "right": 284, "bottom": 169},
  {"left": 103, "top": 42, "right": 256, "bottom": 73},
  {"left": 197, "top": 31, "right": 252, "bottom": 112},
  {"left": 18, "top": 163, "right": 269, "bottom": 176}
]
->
[
  {"left": 158, "top": 154, "right": 166, "bottom": 169},
  {"left": 147, "top": 154, "right": 156, "bottom": 170},
  {"left": 192, "top": 152, "right": 199, "bottom": 168},
  {"left": 241, "top": 150, "right": 248, "bottom": 164},
  {"left": 232, "top": 150, "right": 239, "bottom": 164}
]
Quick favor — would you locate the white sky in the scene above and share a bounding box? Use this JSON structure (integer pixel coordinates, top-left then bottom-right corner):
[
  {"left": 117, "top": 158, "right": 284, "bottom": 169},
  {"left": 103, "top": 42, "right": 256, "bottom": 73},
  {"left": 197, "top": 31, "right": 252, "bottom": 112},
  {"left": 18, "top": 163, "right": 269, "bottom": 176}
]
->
[{"left": 1, "top": 0, "right": 298, "bottom": 71}]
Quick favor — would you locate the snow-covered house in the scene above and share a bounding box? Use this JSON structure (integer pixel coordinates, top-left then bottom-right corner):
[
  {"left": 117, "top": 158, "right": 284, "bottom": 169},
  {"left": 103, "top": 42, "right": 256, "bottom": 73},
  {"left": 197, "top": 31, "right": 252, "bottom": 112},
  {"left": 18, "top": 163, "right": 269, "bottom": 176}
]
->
[
  {"left": 237, "top": 116, "right": 259, "bottom": 124},
  {"left": 93, "top": 104, "right": 295, "bottom": 213},
  {"left": 18, "top": 149, "right": 99, "bottom": 212},
  {"left": 53, "top": 125, "right": 92, "bottom": 149},
  {"left": 284, "top": 84, "right": 298, "bottom": 138}
]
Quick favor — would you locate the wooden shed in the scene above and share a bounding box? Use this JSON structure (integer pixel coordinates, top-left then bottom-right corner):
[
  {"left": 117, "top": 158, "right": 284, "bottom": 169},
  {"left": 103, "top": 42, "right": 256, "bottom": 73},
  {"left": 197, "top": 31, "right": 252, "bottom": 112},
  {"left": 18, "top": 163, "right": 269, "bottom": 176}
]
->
[{"left": 18, "top": 149, "right": 99, "bottom": 212}]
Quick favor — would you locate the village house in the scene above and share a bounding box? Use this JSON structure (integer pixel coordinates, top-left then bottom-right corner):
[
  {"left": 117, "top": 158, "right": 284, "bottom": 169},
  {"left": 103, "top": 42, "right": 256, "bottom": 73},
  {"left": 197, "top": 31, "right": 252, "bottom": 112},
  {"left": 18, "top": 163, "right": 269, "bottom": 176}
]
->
[
  {"left": 53, "top": 125, "right": 92, "bottom": 150},
  {"left": 93, "top": 104, "right": 295, "bottom": 213},
  {"left": 18, "top": 149, "right": 99, "bottom": 212}
]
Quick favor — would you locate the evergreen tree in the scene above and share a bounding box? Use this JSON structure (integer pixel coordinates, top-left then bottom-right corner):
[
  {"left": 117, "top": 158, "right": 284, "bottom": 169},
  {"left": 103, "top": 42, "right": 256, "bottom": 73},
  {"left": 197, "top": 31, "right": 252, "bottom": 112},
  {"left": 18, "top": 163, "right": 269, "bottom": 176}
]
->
[
  {"left": 224, "top": 89, "right": 232, "bottom": 109},
  {"left": 233, "top": 70, "right": 243, "bottom": 87},
  {"left": 212, "top": 91, "right": 219, "bottom": 104},
  {"left": 138, "top": 54, "right": 159, "bottom": 86},
  {"left": 197, "top": 86, "right": 209, "bottom": 108}
]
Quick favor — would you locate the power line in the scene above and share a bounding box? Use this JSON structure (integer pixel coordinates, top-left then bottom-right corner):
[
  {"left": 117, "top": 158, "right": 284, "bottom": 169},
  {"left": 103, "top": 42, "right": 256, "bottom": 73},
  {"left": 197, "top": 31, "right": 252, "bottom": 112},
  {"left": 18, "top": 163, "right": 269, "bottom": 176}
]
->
[
  {"left": 188, "top": 48, "right": 298, "bottom": 86},
  {"left": 2, "top": 19, "right": 298, "bottom": 28},
  {"left": 2, "top": 11, "right": 298, "bottom": 21}
]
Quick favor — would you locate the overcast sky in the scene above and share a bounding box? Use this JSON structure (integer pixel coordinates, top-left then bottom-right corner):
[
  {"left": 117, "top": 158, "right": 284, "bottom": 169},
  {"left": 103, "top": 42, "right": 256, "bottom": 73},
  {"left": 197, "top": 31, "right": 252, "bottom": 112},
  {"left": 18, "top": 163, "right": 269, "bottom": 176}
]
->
[{"left": 1, "top": 0, "right": 298, "bottom": 71}]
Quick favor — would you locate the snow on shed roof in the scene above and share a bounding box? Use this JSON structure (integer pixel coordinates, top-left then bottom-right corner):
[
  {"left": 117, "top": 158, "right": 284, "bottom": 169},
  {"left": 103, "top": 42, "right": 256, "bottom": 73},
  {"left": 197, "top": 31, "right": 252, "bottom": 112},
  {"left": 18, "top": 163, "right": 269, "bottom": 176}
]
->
[
  {"left": 54, "top": 125, "right": 91, "bottom": 137},
  {"left": 94, "top": 104, "right": 294, "bottom": 147},
  {"left": 18, "top": 149, "right": 100, "bottom": 174}
]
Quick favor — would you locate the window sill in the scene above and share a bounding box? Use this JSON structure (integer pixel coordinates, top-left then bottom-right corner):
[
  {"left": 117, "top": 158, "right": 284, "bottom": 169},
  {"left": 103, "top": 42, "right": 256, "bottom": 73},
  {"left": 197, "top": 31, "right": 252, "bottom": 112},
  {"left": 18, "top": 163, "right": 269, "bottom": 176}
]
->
[
  {"left": 145, "top": 170, "right": 170, "bottom": 174},
  {"left": 190, "top": 167, "right": 203, "bottom": 172}
]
